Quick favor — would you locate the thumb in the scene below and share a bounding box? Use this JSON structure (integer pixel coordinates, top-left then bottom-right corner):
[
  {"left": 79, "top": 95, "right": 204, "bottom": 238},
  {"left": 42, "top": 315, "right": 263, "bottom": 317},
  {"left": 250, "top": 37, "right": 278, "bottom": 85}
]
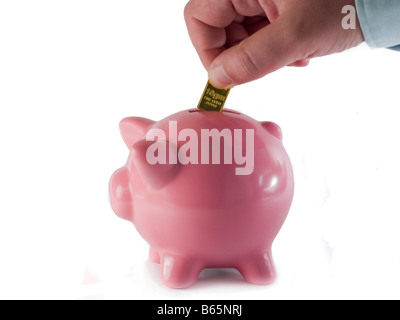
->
[{"left": 208, "top": 16, "right": 304, "bottom": 88}]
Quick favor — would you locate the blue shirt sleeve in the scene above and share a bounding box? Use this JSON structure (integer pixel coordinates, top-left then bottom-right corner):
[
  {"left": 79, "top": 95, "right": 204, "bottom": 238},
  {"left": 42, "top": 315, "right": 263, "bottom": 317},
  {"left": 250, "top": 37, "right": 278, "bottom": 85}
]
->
[
  {"left": 390, "top": 45, "right": 400, "bottom": 52},
  {"left": 355, "top": 0, "right": 400, "bottom": 49}
]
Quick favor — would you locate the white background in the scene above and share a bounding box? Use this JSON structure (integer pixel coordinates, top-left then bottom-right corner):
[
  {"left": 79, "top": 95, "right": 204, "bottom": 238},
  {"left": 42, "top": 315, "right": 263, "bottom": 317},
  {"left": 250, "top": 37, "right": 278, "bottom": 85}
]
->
[{"left": 1, "top": 0, "right": 400, "bottom": 300}]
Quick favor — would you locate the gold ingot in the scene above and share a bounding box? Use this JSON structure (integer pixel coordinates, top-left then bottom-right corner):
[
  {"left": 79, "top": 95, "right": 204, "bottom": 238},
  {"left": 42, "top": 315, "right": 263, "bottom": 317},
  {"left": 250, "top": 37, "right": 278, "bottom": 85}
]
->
[{"left": 197, "top": 81, "right": 230, "bottom": 112}]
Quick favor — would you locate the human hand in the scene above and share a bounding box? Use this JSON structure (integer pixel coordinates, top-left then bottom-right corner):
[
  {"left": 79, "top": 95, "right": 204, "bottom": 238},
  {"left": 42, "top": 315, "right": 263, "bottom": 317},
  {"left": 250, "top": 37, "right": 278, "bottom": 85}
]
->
[{"left": 184, "top": 0, "right": 364, "bottom": 88}]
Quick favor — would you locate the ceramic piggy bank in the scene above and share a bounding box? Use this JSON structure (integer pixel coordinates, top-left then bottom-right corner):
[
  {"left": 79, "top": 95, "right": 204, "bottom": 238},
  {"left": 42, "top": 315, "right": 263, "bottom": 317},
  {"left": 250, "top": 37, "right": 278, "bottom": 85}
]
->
[{"left": 109, "top": 109, "right": 294, "bottom": 288}]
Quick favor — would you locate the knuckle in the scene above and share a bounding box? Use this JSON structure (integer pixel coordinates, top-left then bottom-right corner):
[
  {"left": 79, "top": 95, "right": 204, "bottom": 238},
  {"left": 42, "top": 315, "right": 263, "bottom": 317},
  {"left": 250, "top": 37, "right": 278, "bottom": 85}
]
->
[
  {"left": 236, "top": 43, "right": 261, "bottom": 79},
  {"left": 184, "top": 0, "right": 198, "bottom": 21},
  {"left": 183, "top": 1, "right": 192, "bottom": 19}
]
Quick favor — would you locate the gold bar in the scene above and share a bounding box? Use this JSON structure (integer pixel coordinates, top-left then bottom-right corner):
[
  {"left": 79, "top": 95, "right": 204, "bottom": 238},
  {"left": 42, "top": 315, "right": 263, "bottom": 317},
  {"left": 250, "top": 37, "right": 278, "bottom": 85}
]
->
[{"left": 197, "top": 81, "right": 230, "bottom": 112}]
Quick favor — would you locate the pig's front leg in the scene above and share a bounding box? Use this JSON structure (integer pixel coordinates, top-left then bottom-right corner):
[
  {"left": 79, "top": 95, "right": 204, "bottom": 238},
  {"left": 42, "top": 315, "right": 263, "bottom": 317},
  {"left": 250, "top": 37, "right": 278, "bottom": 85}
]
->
[
  {"left": 160, "top": 253, "right": 203, "bottom": 289},
  {"left": 109, "top": 167, "right": 133, "bottom": 222}
]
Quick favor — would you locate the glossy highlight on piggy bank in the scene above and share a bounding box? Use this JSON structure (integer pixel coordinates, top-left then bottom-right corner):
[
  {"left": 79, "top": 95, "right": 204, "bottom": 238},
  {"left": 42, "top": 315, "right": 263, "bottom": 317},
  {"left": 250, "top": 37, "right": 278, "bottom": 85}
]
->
[{"left": 109, "top": 109, "right": 294, "bottom": 288}]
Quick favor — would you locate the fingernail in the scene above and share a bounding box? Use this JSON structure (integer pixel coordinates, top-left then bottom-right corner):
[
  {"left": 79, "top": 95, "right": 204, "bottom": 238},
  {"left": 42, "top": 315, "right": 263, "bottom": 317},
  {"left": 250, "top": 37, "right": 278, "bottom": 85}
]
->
[{"left": 208, "top": 64, "right": 234, "bottom": 89}]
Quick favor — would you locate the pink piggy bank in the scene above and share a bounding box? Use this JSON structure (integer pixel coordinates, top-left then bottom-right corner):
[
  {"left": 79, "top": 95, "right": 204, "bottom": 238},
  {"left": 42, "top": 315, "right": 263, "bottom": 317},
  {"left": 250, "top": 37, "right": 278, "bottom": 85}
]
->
[{"left": 109, "top": 109, "right": 294, "bottom": 288}]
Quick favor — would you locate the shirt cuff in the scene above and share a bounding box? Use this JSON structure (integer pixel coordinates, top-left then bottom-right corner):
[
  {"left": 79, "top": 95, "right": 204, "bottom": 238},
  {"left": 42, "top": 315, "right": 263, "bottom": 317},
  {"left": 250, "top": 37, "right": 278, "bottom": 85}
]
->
[{"left": 355, "top": 0, "right": 400, "bottom": 49}]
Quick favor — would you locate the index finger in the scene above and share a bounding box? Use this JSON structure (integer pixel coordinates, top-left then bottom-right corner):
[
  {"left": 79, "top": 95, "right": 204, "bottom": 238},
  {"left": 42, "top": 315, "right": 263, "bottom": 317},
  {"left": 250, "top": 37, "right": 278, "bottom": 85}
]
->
[{"left": 184, "top": 0, "right": 236, "bottom": 69}]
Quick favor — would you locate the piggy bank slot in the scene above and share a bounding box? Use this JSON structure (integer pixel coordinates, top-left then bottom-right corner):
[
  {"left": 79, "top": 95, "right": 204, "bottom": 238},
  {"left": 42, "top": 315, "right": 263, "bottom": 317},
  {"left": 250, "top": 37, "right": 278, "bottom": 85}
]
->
[{"left": 222, "top": 110, "right": 240, "bottom": 115}]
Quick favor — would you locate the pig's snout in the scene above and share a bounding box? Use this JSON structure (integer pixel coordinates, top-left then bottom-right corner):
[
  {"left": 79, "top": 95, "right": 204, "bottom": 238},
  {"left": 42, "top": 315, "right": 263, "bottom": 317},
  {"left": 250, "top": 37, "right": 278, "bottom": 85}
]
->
[{"left": 109, "top": 167, "right": 133, "bottom": 221}]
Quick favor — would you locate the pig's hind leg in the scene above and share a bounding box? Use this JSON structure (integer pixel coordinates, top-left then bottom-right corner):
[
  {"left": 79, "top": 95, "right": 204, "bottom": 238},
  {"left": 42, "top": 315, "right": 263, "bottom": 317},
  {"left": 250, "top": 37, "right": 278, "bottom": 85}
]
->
[
  {"left": 149, "top": 247, "right": 160, "bottom": 263},
  {"left": 236, "top": 250, "right": 276, "bottom": 285}
]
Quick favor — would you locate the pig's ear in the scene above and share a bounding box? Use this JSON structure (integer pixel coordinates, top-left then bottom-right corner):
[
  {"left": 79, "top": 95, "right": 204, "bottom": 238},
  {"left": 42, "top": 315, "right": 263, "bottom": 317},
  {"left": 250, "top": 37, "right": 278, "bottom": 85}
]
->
[
  {"left": 119, "top": 117, "right": 155, "bottom": 149},
  {"left": 261, "top": 121, "right": 282, "bottom": 141},
  {"left": 132, "top": 139, "right": 180, "bottom": 190}
]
